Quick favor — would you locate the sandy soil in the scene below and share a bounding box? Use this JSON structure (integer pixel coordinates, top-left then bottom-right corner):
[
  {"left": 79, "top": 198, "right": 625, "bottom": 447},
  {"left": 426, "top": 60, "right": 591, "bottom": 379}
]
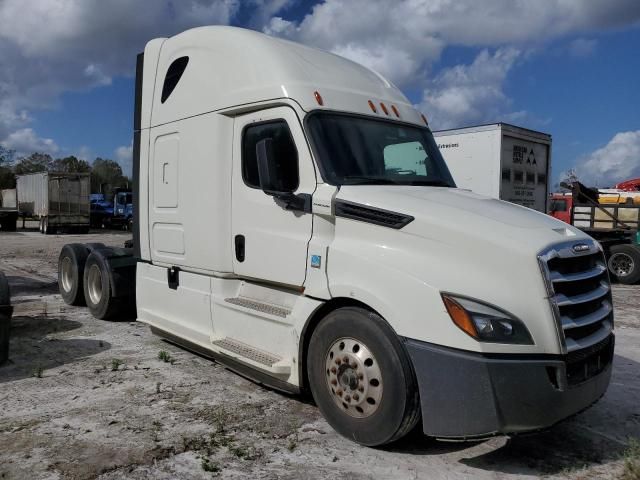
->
[{"left": 0, "top": 228, "right": 638, "bottom": 480}]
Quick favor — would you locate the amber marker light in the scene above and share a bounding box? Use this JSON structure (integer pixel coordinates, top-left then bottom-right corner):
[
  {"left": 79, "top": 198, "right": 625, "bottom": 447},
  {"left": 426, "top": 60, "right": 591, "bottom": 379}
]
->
[
  {"left": 391, "top": 105, "right": 400, "bottom": 117},
  {"left": 368, "top": 100, "right": 377, "bottom": 113},
  {"left": 442, "top": 294, "right": 478, "bottom": 339},
  {"left": 380, "top": 102, "right": 389, "bottom": 115},
  {"left": 314, "top": 91, "right": 324, "bottom": 106}
]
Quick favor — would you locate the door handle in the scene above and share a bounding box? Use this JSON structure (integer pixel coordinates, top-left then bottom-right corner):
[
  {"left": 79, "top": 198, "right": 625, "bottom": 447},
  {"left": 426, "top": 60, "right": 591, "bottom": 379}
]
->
[{"left": 235, "top": 235, "right": 245, "bottom": 262}]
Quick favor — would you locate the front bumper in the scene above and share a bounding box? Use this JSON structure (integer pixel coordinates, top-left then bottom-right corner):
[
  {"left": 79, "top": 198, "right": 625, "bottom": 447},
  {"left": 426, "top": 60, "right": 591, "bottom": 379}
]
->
[{"left": 405, "top": 334, "right": 614, "bottom": 439}]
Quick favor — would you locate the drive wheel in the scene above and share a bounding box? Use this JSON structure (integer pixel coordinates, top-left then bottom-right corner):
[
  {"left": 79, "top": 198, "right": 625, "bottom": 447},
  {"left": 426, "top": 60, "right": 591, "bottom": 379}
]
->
[
  {"left": 307, "top": 307, "right": 420, "bottom": 446},
  {"left": 83, "top": 252, "right": 122, "bottom": 320},
  {"left": 608, "top": 244, "right": 640, "bottom": 284},
  {"left": 58, "top": 244, "right": 89, "bottom": 305},
  {"left": 43, "top": 216, "right": 54, "bottom": 235},
  {"left": 0, "top": 271, "right": 10, "bottom": 306}
]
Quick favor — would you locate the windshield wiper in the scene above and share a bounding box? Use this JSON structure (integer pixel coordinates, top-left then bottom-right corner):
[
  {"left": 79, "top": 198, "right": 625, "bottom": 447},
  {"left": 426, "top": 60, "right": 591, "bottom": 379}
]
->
[
  {"left": 340, "top": 176, "right": 400, "bottom": 185},
  {"left": 407, "top": 179, "right": 453, "bottom": 187}
]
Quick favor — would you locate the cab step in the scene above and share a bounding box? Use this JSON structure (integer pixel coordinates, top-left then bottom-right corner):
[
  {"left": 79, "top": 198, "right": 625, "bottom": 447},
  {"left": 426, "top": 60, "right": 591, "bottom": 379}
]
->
[
  {"left": 212, "top": 336, "right": 290, "bottom": 375},
  {"left": 224, "top": 296, "right": 291, "bottom": 318}
]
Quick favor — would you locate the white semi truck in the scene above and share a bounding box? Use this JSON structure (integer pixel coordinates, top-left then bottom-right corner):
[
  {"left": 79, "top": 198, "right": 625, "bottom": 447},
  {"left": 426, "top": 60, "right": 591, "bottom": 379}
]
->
[
  {"left": 433, "top": 123, "right": 551, "bottom": 213},
  {"left": 57, "top": 26, "right": 614, "bottom": 446}
]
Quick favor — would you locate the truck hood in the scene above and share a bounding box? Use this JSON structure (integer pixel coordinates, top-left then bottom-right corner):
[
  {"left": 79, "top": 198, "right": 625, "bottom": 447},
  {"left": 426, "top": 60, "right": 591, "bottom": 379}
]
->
[{"left": 335, "top": 186, "right": 587, "bottom": 255}]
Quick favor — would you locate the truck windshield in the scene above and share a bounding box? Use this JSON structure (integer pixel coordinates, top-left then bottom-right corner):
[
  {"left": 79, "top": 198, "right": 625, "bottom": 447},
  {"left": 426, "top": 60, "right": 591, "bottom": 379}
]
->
[{"left": 307, "top": 112, "right": 456, "bottom": 187}]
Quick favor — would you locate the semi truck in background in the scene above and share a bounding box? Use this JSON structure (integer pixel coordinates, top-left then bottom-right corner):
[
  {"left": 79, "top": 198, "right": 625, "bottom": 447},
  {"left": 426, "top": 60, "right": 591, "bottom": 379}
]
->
[
  {"left": 56, "top": 26, "right": 613, "bottom": 446},
  {"left": 0, "top": 189, "right": 18, "bottom": 232},
  {"left": 17, "top": 172, "right": 91, "bottom": 234},
  {"left": 433, "top": 123, "right": 551, "bottom": 213},
  {"left": 90, "top": 188, "right": 133, "bottom": 229}
]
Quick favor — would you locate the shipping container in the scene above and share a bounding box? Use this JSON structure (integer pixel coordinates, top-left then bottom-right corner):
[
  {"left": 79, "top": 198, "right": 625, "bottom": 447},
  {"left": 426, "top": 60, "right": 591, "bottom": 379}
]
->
[
  {"left": 433, "top": 123, "right": 551, "bottom": 213},
  {"left": 16, "top": 172, "right": 90, "bottom": 234}
]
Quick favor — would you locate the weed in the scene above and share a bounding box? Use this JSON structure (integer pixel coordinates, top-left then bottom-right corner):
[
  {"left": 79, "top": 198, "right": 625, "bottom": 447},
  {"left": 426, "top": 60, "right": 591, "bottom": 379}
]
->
[
  {"left": 111, "top": 359, "right": 123, "bottom": 371},
  {"left": 201, "top": 458, "right": 220, "bottom": 474},
  {"left": 32, "top": 366, "right": 43, "bottom": 378},
  {"left": 287, "top": 437, "right": 297, "bottom": 452},
  {"left": 158, "top": 350, "right": 175, "bottom": 364},
  {"left": 622, "top": 438, "right": 640, "bottom": 480}
]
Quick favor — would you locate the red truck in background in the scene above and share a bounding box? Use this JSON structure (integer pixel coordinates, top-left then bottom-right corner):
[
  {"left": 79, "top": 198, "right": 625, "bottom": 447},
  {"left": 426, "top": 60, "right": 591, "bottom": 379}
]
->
[
  {"left": 548, "top": 193, "right": 573, "bottom": 224},
  {"left": 548, "top": 182, "right": 640, "bottom": 284}
]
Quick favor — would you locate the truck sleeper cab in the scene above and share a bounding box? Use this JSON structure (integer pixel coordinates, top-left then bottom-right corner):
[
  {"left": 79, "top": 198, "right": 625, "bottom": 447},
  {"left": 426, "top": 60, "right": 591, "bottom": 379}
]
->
[{"left": 58, "top": 26, "right": 613, "bottom": 446}]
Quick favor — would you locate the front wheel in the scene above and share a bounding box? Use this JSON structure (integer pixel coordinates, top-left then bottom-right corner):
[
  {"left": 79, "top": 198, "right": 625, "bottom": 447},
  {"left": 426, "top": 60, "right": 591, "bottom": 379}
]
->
[
  {"left": 608, "top": 244, "right": 640, "bottom": 284},
  {"left": 307, "top": 307, "right": 421, "bottom": 446}
]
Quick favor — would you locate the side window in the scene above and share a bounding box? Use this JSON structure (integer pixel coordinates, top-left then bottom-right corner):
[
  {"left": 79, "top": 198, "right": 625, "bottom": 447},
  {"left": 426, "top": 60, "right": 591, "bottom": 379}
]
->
[
  {"left": 161, "top": 56, "right": 189, "bottom": 103},
  {"left": 242, "top": 120, "right": 299, "bottom": 191},
  {"left": 383, "top": 141, "right": 427, "bottom": 175}
]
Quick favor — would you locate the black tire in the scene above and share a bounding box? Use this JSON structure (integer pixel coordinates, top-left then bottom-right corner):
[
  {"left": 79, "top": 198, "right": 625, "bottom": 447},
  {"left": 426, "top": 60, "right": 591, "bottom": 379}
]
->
[
  {"left": 0, "top": 271, "right": 11, "bottom": 365},
  {"left": 0, "top": 271, "right": 10, "bottom": 306},
  {"left": 58, "top": 244, "right": 89, "bottom": 305},
  {"left": 43, "top": 216, "right": 54, "bottom": 235},
  {"left": 83, "top": 252, "right": 122, "bottom": 320},
  {"left": 608, "top": 244, "right": 640, "bottom": 284},
  {"left": 307, "top": 307, "right": 421, "bottom": 446},
  {"left": 1, "top": 218, "right": 16, "bottom": 232}
]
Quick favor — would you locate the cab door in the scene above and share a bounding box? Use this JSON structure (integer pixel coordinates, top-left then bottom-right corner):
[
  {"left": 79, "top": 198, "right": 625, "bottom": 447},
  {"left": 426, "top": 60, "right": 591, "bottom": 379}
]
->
[{"left": 231, "top": 107, "right": 316, "bottom": 287}]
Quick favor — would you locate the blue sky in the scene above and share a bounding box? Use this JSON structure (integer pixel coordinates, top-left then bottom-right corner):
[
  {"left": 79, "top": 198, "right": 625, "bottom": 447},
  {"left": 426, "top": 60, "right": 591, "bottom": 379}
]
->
[{"left": 1, "top": 0, "right": 639, "bottom": 187}]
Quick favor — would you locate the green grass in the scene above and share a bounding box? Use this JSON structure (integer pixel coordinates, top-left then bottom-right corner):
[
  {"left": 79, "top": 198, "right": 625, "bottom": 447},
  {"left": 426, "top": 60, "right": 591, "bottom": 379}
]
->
[
  {"left": 201, "top": 458, "right": 221, "bottom": 473},
  {"left": 621, "top": 438, "right": 640, "bottom": 480},
  {"left": 158, "top": 350, "right": 176, "bottom": 364},
  {"left": 110, "top": 359, "right": 123, "bottom": 371}
]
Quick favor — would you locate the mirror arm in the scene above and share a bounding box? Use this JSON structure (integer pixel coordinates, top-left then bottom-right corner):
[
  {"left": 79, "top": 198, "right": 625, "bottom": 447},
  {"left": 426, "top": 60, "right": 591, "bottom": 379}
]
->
[{"left": 266, "top": 191, "right": 312, "bottom": 213}]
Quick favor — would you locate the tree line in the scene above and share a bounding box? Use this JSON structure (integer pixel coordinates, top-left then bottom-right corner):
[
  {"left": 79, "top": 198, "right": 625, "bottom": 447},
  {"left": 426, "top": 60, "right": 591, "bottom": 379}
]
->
[{"left": 0, "top": 145, "right": 129, "bottom": 196}]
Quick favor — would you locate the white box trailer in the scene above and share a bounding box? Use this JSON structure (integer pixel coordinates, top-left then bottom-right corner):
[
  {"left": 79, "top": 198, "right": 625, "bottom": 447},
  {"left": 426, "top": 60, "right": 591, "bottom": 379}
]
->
[
  {"left": 17, "top": 172, "right": 91, "bottom": 234},
  {"left": 56, "top": 26, "right": 612, "bottom": 447},
  {"left": 433, "top": 123, "right": 551, "bottom": 213}
]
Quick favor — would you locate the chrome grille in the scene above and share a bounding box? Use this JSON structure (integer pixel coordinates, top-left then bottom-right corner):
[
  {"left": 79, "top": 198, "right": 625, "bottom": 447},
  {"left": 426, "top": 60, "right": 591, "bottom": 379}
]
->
[{"left": 538, "top": 240, "right": 613, "bottom": 353}]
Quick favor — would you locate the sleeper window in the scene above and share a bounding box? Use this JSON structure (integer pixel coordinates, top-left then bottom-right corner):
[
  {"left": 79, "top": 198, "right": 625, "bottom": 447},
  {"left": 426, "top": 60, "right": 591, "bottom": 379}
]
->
[
  {"left": 242, "top": 120, "right": 299, "bottom": 191},
  {"left": 161, "top": 56, "right": 189, "bottom": 103}
]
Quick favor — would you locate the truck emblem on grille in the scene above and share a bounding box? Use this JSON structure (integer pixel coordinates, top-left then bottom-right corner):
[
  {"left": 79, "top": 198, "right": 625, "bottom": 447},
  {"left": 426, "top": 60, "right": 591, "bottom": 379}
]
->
[{"left": 572, "top": 243, "right": 590, "bottom": 253}]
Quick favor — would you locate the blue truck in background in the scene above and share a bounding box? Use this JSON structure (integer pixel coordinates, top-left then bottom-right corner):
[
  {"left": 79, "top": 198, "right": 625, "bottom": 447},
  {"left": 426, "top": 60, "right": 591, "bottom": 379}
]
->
[{"left": 90, "top": 188, "right": 133, "bottom": 230}]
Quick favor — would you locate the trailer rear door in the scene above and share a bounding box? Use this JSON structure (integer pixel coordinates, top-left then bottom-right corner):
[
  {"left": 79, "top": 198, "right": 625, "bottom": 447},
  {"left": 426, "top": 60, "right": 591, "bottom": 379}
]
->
[{"left": 499, "top": 129, "right": 550, "bottom": 212}]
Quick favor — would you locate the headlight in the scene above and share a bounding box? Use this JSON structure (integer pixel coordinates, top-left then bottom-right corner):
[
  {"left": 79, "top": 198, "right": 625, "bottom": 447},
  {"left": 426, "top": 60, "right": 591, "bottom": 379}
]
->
[{"left": 441, "top": 293, "right": 534, "bottom": 345}]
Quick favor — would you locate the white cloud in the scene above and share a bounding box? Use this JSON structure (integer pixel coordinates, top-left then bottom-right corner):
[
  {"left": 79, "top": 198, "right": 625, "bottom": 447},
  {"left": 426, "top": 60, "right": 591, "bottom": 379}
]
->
[
  {"left": 418, "top": 48, "right": 520, "bottom": 129},
  {"left": 0, "top": 0, "right": 639, "bottom": 156},
  {"left": 266, "top": 0, "right": 640, "bottom": 88},
  {"left": 577, "top": 131, "right": 640, "bottom": 187},
  {"left": 2, "top": 128, "right": 59, "bottom": 157},
  {"left": 115, "top": 141, "right": 133, "bottom": 177},
  {"left": 265, "top": 0, "right": 640, "bottom": 128},
  {"left": 0, "top": 0, "right": 240, "bottom": 143}
]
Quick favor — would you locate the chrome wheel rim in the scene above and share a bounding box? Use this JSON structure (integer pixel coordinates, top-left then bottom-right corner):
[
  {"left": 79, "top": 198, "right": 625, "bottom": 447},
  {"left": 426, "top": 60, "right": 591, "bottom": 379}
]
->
[
  {"left": 324, "top": 337, "right": 383, "bottom": 418},
  {"left": 60, "top": 257, "right": 73, "bottom": 293},
  {"left": 87, "top": 264, "right": 103, "bottom": 305},
  {"left": 609, "top": 253, "right": 634, "bottom": 277}
]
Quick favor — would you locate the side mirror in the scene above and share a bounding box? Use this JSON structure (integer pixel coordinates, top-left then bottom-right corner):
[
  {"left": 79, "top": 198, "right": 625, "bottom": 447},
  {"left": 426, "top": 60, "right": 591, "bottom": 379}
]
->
[
  {"left": 256, "top": 138, "right": 287, "bottom": 195},
  {"left": 255, "top": 138, "right": 311, "bottom": 213}
]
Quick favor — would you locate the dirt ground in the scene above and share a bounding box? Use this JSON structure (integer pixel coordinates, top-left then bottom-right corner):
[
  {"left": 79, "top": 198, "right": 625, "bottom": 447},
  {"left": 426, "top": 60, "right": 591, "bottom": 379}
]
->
[{"left": 0, "top": 227, "right": 639, "bottom": 480}]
